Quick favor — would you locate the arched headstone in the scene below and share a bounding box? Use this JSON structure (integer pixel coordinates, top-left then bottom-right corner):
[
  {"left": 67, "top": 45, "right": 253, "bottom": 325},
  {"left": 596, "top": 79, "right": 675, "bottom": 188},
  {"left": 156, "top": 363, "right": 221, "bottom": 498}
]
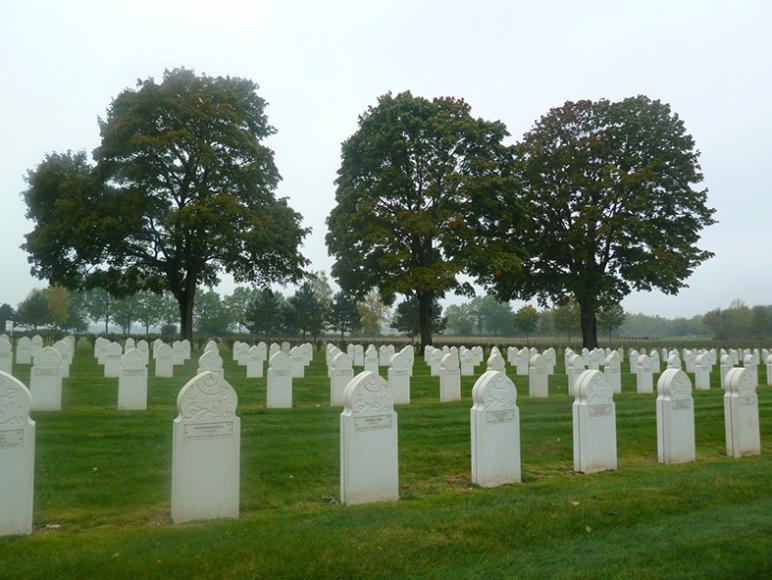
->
[
  {"left": 0, "top": 339, "right": 11, "bottom": 375},
  {"left": 171, "top": 372, "right": 240, "bottom": 524},
  {"left": 723, "top": 367, "right": 761, "bottom": 458},
  {"left": 155, "top": 343, "right": 174, "bottom": 378},
  {"left": 440, "top": 352, "right": 461, "bottom": 402},
  {"left": 0, "top": 371, "right": 35, "bottom": 536},
  {"left": 387, "top": 349, "right": 411, "bottom": 404},
  {"left": 118, "top": 348, "right": 148, "bottom": 410},
  {"left": 656, "top": 369, "right": 696, "bottom": 464},
  {"left": 30, "top": 347, "right": 63, "bottom": 411},
  {"left": 246, "top": 345, "right": 264, "bottom": 378},
  {"left": 470, "top": 370, "right": 521, "bottom": 487},
  {"left": 267, "top": 352, "right": 292, "bottom": 408},
  {"left": 528, "top": 354, "right": 548, "bottom": 398},
  {"left": 340, "top": 371, "right": 398, "bottom": 505},
  {"left": 572, "top": 370, "right": 617, "bottom": 474},
  {"left": 329, "top": 352, "right": 353, "bottom": 407},
  {"left": 197, "top": 350, "right": 224, "bottom": 378}
]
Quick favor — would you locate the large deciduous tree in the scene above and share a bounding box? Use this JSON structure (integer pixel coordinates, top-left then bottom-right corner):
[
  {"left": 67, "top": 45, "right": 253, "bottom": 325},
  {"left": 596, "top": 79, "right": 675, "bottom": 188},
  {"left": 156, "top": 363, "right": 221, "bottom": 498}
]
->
[
  {"left": 326, "top": 91, "right": 517, "bottom": 352},
  {"left": 392, "top": 295, "right": 446, "bottom": 340},
  {"left": 23, "top": 68, "right": 308, "bottom": 340},
  {"left": 470, "top": 96, "right": 715, "bottom": 348}
]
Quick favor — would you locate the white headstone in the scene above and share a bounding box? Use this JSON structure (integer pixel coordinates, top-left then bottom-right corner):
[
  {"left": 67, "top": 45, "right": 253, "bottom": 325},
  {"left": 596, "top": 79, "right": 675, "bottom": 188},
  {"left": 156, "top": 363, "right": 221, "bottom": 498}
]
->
[
  {"left": 0, "top": 371, "right": 35, "bottom": 536},
  {"left": 340, "top": 371, "right": 398, "bottom": 505},
  {"left": 267, "top": 352, "right": 292, "bottom": 409},
  {"left": 439, "top": 352, "right": 461, "bottom": 402},
  {"left": 723, "top": 367, "right": 761, "bottom": 458},
  {"left": 15, "top": 336, "right": 32, "bottom": 365},
  {"left": 470, "top": 370, "right": 521, "bottom": 487},
  {"left": 528, "top": 354, "right": 548, "bottom": 398},
  {"left": 364, "top": 345, "right": 379, "bottom": 374},
  {"left": 387, "top": 349, "right": 411, "bottom": 405},
  {"left": 118, "top": 348, "right": 149, "bottom": 410},
  {"left": 695, "top": 353, "right": 711, "bottom": 390},
  {"left": 636, "top": 354, "right": 654, "bottom": 394},
  {"left": 486, "top": 351, "right": 505, "bottom": 373},
  {"left": 290, "top": 346, "right": 305, "bottom": 379},
  {"left": 604, "top": 351, "right": 621, "bottom": 394},
  {"left": 246, "top": 345, "right": 264, "bottom": 379},
  {"left": 656, "top": 369, "right": 696, "bottom": 464},
  {"left": 30, "top": 347, "right": 63, "bottom": 411},
  {"left": 0, "top": 340, "right": 11, "bottom": 375},
  {"left": 197, "top": 350, "right": 224, "bottom": 378},
  {"left": 572, "top": 370, "right": 617, "bottom": 474},
  {"left": 104, "top": 342, "right": 122, "bottom": 378},
  {"left": 171, "top": 372, "right": 240, "bottom": 524},
  {"left": 330, "top": 352, "right": 353, "bottom": 407},
  {"left": 155, "top": 343, "right": 174, "bottom": 378}
]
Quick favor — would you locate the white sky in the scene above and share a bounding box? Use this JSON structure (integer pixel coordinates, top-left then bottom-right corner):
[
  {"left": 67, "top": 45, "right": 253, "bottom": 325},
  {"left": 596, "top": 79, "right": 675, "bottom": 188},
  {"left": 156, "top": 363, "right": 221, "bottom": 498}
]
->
[{"left": 1, "top": 0, "right": 770, "bottom": 318}]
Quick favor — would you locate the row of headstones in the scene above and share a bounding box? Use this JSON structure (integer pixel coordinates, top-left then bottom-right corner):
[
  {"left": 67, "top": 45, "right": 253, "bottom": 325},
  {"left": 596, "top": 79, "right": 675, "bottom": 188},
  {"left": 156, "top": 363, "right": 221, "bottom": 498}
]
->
[
  {"left": 0, "top": 334, "right": 74, "bottom": 377},
  {"left": 94, "top": 336, "right": 192, "bottom": 378},
  {"left": 5, "top": 358, "right": 763, "bottom": 535},
  {"left": 327, "top": 343, "right": 415, "bottom": 405},
  {"left": 232, "top": 340, "right": 312, "bottom": 380}
]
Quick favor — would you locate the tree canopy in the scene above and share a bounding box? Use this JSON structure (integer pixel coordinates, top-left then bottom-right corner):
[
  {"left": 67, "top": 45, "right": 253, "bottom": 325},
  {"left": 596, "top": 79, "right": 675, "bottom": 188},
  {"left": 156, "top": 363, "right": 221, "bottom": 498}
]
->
[
  {"left": 468, "top": 96, "right": 715, "bottom": 348},
  {"left": 326, "top": 91, "right": 517, "bottom": 351},
  {"left": 23, "top": 68, "right": 308, "bottom": 340},
  {"left": 392, "top": 295, "right": 446, "bottom": 340}
]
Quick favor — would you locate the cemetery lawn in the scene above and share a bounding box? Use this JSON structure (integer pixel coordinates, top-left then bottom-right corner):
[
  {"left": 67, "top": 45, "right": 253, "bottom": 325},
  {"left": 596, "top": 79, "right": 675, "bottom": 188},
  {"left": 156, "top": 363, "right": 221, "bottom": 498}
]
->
[{"left": 2, "top": 341, "right": 771, "bottom": 579}]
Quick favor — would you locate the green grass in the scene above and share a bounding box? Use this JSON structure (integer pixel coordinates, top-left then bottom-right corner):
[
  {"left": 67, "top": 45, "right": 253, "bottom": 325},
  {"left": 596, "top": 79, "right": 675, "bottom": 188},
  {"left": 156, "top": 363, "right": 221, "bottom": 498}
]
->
[{"left": 2, "top": 340, "right": 770, "bottom": 579}]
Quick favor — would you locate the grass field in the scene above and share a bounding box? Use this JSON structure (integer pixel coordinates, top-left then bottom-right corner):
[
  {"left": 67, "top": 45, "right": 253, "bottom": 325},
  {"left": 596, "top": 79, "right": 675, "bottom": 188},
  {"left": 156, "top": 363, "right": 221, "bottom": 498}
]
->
[{"left": 1, "top": 340, "right": 770, "bottom": 579}]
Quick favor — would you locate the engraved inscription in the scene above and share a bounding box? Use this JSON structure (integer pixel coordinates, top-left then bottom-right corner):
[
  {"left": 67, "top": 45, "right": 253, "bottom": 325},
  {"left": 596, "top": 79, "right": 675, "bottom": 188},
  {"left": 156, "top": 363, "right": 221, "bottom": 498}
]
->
[
  {"left": 486, "top": 409, "right": 516, "bottom": 425},
  {"left": 33, "top": 368, "right": 59, "bottom": 377},
  {"left": 672, "top": 399, "right": 692, "bottom": 411},
  {"left": 122, "top": 368, "right": 145, "bottom": 376},
  {"left": 589, "top": 403, "right": 612, "bottom": 417},
  {"left": 184, "top": 422, "right": 234, "bottom": 441},
  {"left": 741, "top": 395, "right": 757, "bottom": 406},
  {"left": 0, "top": 429, "right": 23, "bottom": 449},
  {"left": 273, "top": 369, "right": 290, "bottom": 377},
  {"left": 354, "top": 414, "right": 393, "bottom": 432}
]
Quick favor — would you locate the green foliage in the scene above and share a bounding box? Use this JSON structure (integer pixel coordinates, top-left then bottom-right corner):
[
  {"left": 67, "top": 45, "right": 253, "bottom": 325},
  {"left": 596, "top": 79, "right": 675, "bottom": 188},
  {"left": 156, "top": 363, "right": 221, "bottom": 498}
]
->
[
  {"left": 245, "top": 289, "right": 286, "bottom": 336},
  {"left": 327, "top": 291, "right": 361, "bottom": 339},
  {"left": 471, "top": 295, "right": 515, "bottom": 336},
  {"left": 83, "top": 288, "right": 116, "bottom": 333},
  {"left": 286, "top": 281, "right": 327, "bottom": 340},
  {"left": 47, "top": 286, "right": 71, "bottom": 329},
  {"left": 392, "top": 295, "right": 446, "bottom": 339},
  {"left": 444, "top": 302, "right": 476, "bottom": 335},
  {"left": 597, "top": 303, "right": 626, "bottom": 340},
  {"left": 326, "top": 91, "right": 517, "bottom": 348},
  {"left": 470, "top": 96, "right": 716, "bottom": 348},
  {"left": 16, "top": 288, "right": 53, "bottom": 330},
  {"left": 223, "top": 286, "right": 258, "bottom": 333},
  {"left": 356, "top": 288, "right": 389, "bottom": 336},
  {"left": 23, "top": 69, "right": 309, "bottom": 339},
  {"left": 513, "top": 304, "right": 539, "bottom": 336},
  {"left": 702, "top": 300, "right": 764, "bottom": 340},
  {"left": 194, "top": 289, "right": 233, "bottom": 336},
  {"left": 132, "top": 291, "right": 177, "bottom": 334},
  {"left": 111, "top": 293, "right": 138, "bottom": 334},
  {"left": 0, "top": 303, "right": 14, "bottom": 330}
]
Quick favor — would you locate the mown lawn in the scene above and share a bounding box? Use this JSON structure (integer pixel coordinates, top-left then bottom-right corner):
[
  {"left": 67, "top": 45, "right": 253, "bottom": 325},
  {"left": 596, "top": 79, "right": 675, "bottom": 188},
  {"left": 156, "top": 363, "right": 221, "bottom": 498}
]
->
[{"left": 2, "top": 340, "right": 770, "bottom": 579}]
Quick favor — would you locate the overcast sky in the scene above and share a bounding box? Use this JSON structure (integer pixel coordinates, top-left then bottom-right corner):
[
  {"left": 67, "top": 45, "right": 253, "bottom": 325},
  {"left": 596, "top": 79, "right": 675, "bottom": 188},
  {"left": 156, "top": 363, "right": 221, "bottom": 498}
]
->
[{"left": 1, "top": 0, "right": 770, "bottom": 318}]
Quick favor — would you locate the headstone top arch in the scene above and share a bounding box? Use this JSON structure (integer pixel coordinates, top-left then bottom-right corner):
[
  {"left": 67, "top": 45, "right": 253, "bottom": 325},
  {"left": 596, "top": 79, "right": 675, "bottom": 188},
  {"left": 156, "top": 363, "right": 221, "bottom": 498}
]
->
[{"left": 176, "top": 371, "right": 238, "bottom": 421}]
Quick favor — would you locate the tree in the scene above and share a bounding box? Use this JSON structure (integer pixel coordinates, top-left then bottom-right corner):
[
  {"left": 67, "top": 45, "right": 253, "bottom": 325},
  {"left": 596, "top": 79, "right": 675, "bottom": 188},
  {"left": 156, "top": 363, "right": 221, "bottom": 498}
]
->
[
  {"left": 513, "top": 305, "right": 539, "bottom": 339},
  {"left": 0, "top": 303, "right": 14, "bottom": 332},
  {"left": 328, "top": 291, "right": 361, "bottom": 339},
  {"left": 356, "top": 289, "right": 389, "bottom": 337},
  {"left": 194, "top": 289, "right": 234, "bottom": 336},
  {"left": 470, "top": 295, "right": 515, "bottom": 337},
  {"left": 47, "top": 286, "right": 71, "bottom": 330},
  {"left": 702, "top": 308, "right": 727, "bottom": 340},
  {"left": 444, "top": 303, "right": 476, "bottom": 336},
  {"left": 597, "top": 303, "right": 626, "bottom": 342},
  {"left": 245, "top": 289, "right": 286, "bottom": 336},
  {"left": 552, "top": 300, "right": 581, "bottom": 342},
  {"left": 326, "top": 91, "right": 517, "bottom": 352},
  {"left": 23, "top": 68, "right": 309, "bottom": 341},
  {"left": 469, "top": 96, "right": 716, "bottom": 348},
  {"left": 392, "top": 295, "right": 446, "bottom": 340},
  {"left": 224, "top": 286, "right": 258, "bottom": 333},
  {"left": 750, "top": 305, "right": 771, "bottom": 338},
  {"left": 112, "top": 293, "right": 139, "bottom": 334},
  {"left": 133, "top": 290, "right": 175, "bottom": 335},
  {"left": 84, "top": 288, "right": 116, "bottom": 334},
  {"left": 286, "top": 282, "right": 326, "bottom": 341},
  {"left": 16, "top": 288, "right": 52, "bottom": 330}
]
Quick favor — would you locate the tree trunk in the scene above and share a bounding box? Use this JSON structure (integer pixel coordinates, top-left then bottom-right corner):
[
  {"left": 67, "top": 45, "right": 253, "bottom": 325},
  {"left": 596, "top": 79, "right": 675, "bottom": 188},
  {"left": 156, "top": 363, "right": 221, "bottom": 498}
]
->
[
  {"left": 418, "top": 291, "right": 433, "bottom": 354},
  {"left": 578, "top": 299, "right": 598, "bottom": 349},
  {"left": 177, "top": 284, "right": 195, "bottom": 341}
]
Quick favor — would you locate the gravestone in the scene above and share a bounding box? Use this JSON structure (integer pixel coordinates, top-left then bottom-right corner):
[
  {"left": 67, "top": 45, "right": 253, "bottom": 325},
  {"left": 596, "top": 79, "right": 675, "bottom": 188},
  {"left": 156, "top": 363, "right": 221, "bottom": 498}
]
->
[
  {"left": 53, "top": 339, "right": 71, "bottom": 379},
  {"left": 636, "top": 354, "right": 654, "bottom": 394},
  {"left": 695, "top": 353, "right": 711, "bottom": 390},
  {"left": 667, "top": 354, "right": 681, "bottom": 370},
  {"left": 470, "top": 370, "right": 521, "bottom": 487},
  {"left": 513, "top": 348, "right": 528, "bottom": 376},
  {"left": 767, "top": 355, "right": 772, "bottom": 386},
  {"left": 439, "top": 352, "right": 461, "bottom": 402},
  {"left": 719, "top": 354, "right": 732, "bottom": 389},
  {"left": 0, "top": 339, "right": 11, "bottom": 375},
  {"left": 155, "top": 343, "right": 174, "bottom": 378},
  {"left": 723, "top": 367, "right": 761, "bottom": 458},
  {"left": 246, "top": 345, "right": 264, "bottom": 378},
  {"left": 572, "top": 370, "right": 617, "bottom": 474},
  {"left": 387, "top": 350, "right": 411, "bottom": 405},
  {"left": 628, "top": 349, "right": 639, "bottom": 374},
  {"left": 353, "top": 344, "right": 364, "bottom": 367},
  {"left": 30, "top": 347, "right": 63, "bottom": 411},
  {"left": 0, "top": 371, "right": 35, "bottom": 536},
  {"left": 290, "top": 346, "right": 305, "bottom": 379},
  {"left": 743, "top": 354, "right": 759, "bottom": 388},
  {"left": 136, "top": 339, "right": 150, "bottom": 365},
  {"left": 460, "top": 349, "right": 476, "bottom": 376},
  {"left": 340, "top": 371, "right": 398, "bottom": 505},
  {"left": 604, "top": 351, "right": 622, "bottom": 394},
  {"left": 171, "top": 372, "right": 240, "bottom": 524},
  {"left": 118, "top": 348, "right": 148, "bottom": 410},
  {"left": 486, "top": 351, "right": 505, "bottom": 373},
  {"left": 656, "top": 369, "right": 696, "bottom": 464},
  {"left": 427, "top": 347, "right": 443, "bottom": 376},
  {"left": 364, "top": 345, "right": 379, "bottom": 374},
  {"left": 330, "top": 352, "right": 353, "bottom": 407},
  {"left": 267, "top": 351, "right": 292, "bottom": 408},
  {"left": 566, "top": 354, "right": 583, "bottom": 396},
  {"left": 281, "top": 341, "right": 291, "bottom": 353},
  {"left": 30, "top": 335, "right": 43, "bottom": 359},
  {"left": 172, "top": 341, "right": 185, "bottom": 366},
  {"left": 197, "top": 350, "right": 224, "bottom": 378},
  {"left": 269, "top": 343, "right": 280, "bottom": 360},
  {"left": 528, "top": 354, "right": 548, "bottom": 398},
  {"left": 104, "top": 342, "right": 122, "bottom": 378},
  {"left": 15, "top": 336, "right": 32, "bottom": 365}
]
